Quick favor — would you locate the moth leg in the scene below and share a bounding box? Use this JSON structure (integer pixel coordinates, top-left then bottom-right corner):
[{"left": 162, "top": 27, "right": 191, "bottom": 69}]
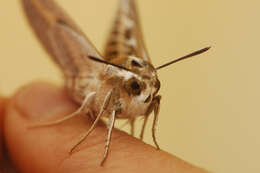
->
[
  {"left": 130, "top": 118, "right": 135, "bottom": 136},
  {"left": 100, "top": 110, "right": 117, "bottom": 166},
  {"left": 152, "top": 95, "right": 162, "bottom": 150},
  {"left": 139, "top": 115, "right": 149, "bottom": 140},
  {"left": 70, "top": 89, "right": 113, "bottom": 154},
  {"left": 30, "top": 92, "right": 96, "bottom": 127},
  {"left": 139, "top": 98, "right": 155, "bottom": 140}
]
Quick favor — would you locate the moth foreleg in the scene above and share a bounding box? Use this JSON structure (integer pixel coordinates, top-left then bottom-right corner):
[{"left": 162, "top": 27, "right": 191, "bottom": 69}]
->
[
  {"left": 30, "top": 92, "right": 96, "bottom": 127},
  {"left": 100, "top": 110, "right": 117, "bottom": 166},
  {"left": 139, "top": 115, "right": 149, "bottom": 140},
  {"left": 152, "top": 95, "right": 162, "bottom": 150},
  {"left": 130, "top": 118, "right": 136, "bottom": 136},
  {"left": 139, "top": 98, "right": 155, "bottom": 140},
  {"left": 70, "top": 89, "right": 113, "bottom": 154}
]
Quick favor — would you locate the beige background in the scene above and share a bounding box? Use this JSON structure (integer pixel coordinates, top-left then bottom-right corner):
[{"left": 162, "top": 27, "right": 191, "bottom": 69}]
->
[{"left": 1, "top": 0, "right": 259, "bottom": 172}]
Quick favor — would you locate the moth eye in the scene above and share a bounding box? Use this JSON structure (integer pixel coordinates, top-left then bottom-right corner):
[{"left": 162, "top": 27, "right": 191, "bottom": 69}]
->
[
  {"left": 125, "top": 78, "right": 143, "bottom": 96},
  {"left": 131, "top": 81, "right": 140, "bottom": 90},
  {"left": 131, "top": 60, "right": 142, "bottom": 68}
]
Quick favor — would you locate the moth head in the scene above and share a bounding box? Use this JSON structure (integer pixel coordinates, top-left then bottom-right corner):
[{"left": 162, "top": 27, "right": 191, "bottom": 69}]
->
[
  {"left": 123, "top": 74, "right": 160, "bottom": 103},
  {"left": 88, "top": 56, "right": 160, "bottom": 104},
  {"left": 123, "top": 56, "right": 160, "bottom": 103}
]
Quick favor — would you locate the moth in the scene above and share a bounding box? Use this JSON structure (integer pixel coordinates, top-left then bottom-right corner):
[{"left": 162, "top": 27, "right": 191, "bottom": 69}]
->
[{"left": 21, "top": 0, "right": 210, "bottom": 165}]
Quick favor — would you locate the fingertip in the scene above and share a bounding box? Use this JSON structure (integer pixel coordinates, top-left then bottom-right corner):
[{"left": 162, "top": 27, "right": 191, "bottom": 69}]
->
[
  {"left": 4, "top": 82, "right": 82, "bottom": 172},
  {"left": 3, "top": 82, "right": 207, "bottom": 173},
  {"left": 12, "top": 82, "right": 77, "bottom": 121},
  {"left": 0, "top": 98, "right": 8, "bottom": 160}
]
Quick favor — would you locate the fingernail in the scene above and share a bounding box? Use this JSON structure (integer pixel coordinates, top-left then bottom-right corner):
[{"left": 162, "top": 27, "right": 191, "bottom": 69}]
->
[{"left": 14, "top": 82, "right": 77, "bottom": 120}]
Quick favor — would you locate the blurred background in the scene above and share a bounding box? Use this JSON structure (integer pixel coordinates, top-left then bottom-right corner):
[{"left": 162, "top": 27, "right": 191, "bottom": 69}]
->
[{"left": 1, "top": 0, "right": 259, "bottom": 172}]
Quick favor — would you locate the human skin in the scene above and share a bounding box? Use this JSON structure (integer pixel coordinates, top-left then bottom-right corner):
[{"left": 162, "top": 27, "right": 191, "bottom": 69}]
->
[{"left": 0, "top": 82, "right": 209, "bottom": 173}]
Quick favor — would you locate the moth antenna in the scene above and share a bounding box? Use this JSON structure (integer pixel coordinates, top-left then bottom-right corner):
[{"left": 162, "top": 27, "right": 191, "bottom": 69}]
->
[
  {"left": 156, "top": 46, "right": 211, "bottom": 70},
  {"left": 88, "top": 56, "right": 132, "bottom": 72}
]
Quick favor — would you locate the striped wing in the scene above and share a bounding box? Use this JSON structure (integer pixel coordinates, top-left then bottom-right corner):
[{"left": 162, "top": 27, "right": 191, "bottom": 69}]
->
[
  {"left": 104, "top": 0, "right": 151, "bottom": 62},
  {"left": 21, "top": 0, "right": 104, "bottom": 78}
]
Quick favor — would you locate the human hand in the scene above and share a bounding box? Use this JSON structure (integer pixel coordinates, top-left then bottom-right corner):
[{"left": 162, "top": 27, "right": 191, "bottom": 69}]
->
[{"left": 0, "top": 82, "right": 208, "bottom": 173}]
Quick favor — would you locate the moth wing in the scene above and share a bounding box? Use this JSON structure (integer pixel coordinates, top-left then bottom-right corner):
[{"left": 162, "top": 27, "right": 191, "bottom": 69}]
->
[
  {"left": 104, "top": 0, "right": 151, "bottom": 62},
  {"left": 21, "top": 0, "right": 104, "bottom": 77}
]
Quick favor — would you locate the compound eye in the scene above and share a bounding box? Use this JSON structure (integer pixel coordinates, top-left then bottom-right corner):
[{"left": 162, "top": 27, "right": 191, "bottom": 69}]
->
[
  {"left": 125, "top": 78, "right": 144, "bottom": 96},
  {"left": 130, "top": 80, "right": 141, "bottom": 95},
  {"left": 131, "top": 81, "right": 140, "bottom": 90}
]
